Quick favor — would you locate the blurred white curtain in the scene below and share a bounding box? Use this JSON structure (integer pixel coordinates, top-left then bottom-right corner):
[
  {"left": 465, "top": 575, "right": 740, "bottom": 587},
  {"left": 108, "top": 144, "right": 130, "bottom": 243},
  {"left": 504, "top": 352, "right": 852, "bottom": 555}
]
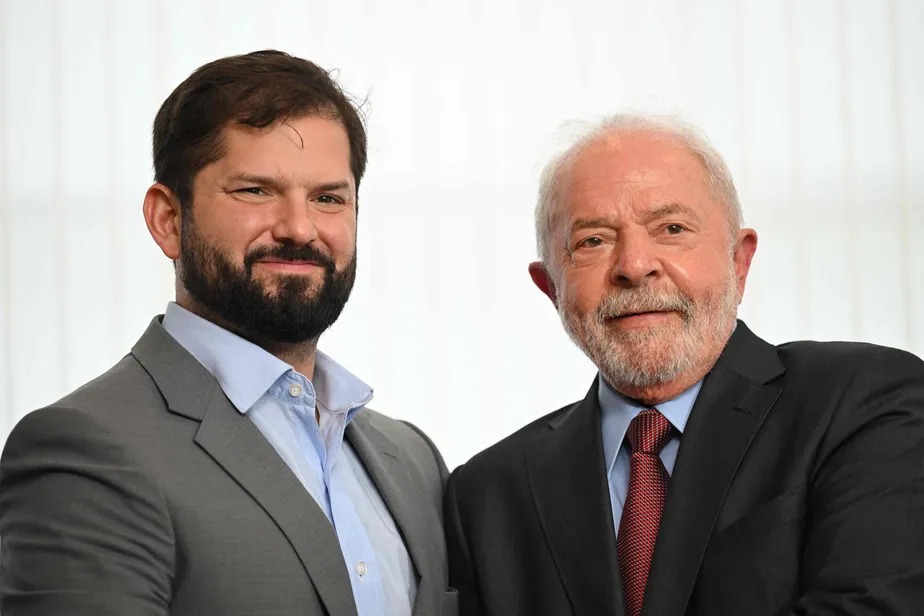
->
[{"left": 1, "top": 0, "right": 922, "bottom": 467}]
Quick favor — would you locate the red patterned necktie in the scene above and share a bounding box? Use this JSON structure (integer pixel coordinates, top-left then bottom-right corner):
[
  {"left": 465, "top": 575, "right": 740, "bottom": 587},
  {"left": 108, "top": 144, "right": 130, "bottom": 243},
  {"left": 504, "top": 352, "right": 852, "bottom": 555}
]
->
[{"left": 617, "top": 408, "right": 675, "bottom": 616}]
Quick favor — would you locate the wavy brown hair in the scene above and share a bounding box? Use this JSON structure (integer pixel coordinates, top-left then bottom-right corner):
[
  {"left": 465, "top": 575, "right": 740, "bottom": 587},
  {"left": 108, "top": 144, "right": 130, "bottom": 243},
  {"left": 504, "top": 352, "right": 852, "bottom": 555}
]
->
[{"left": 152, "top": 49, "right": 367, "bottom": 208}]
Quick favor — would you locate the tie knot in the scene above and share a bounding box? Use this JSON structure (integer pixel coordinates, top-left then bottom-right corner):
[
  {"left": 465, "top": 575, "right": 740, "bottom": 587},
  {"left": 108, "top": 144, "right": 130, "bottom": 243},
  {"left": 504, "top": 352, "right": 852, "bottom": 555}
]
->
[{"left": 626, "top": 408, "right": 674, "bottom": 455}]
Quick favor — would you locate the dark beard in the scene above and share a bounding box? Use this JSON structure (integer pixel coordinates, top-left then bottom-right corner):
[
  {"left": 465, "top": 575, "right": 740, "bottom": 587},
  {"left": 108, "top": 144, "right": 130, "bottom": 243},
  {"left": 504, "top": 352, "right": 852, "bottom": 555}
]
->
[{"left": 178, "top": 219, "right": 356, "bottom": 344}]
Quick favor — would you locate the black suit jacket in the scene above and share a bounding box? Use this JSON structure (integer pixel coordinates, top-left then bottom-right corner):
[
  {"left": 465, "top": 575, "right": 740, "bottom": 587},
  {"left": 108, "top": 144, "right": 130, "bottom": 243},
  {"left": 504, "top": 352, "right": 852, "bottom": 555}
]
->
[{"left": 445, "top": 322, "right": 924, "bottom": 615}]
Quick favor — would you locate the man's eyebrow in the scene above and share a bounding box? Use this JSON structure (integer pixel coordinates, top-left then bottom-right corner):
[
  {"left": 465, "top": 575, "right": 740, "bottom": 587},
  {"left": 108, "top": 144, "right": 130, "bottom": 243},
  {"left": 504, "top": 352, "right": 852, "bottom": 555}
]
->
[
  {"left": 565, "top": 203, "right": 701, "bottom": 235},
  {"left": 312, "top": 180, "right": 352, "bottom": 193},
  {"left": 567, "top": 216, "right": 619, "bottom": 234},
  {"left": 640, "top": 202, "right": 700, "bottom": 223},
  {"left": 227, "top": 173, "right": 287, "bottom": 188},
  {"left": 227, "top": 174, "right": 352, "bottom": 193}
]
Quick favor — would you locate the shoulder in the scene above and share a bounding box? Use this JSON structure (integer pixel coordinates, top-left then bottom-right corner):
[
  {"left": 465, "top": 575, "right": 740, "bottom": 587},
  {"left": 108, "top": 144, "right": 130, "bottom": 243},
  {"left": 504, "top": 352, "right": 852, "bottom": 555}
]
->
[
  {"left": 1, "top": 363, "right": 172, "bottom": 524},
  {"left": 3, "top": 400, "right": 126, "bottom": 471},
  {"left": 3, "top": 352, "right": 192, "bottom": 476},
  {"left": 451, "top": 401, "right": 578, "bottom": 485},
  {"left": 5, "top": 352, "right": 165, "bottom": 457},
  {"left": 775, "top": 339, "right": 924, "bottom": 393},
  {"left": 359, "top": 407, "right": 438, "bottom": 456},
  {"left": 778, "top": 338, "right": 923, "bottom": 372},
  {"left": 50, "top": 353, "right": 165, "bottom": 424},
  {"left": 357, "top": 407, "right": 449, "bottom": 482},
  {"left": 765, "top": 339, "right": 924, "bottom": 465},
  {"left": 730, "top": 321, "right": 923, "bottom": 391},
  {"left": 8, "top": 353, "right": 160, "bottom": 438}
]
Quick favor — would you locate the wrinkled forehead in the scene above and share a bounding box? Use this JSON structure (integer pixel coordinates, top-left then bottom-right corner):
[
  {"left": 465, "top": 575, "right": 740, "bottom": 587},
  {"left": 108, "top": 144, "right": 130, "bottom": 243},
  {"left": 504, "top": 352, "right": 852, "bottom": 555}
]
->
[{"left": 549, "top": 131, "right": 716, "bottom": 227}]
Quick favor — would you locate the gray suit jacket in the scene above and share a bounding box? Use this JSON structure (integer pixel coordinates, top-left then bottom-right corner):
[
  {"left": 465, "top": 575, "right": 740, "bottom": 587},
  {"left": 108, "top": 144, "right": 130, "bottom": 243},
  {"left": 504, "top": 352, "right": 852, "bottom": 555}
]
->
[{"left": 0, "top": 318, "right": 457, "bottom": 616}]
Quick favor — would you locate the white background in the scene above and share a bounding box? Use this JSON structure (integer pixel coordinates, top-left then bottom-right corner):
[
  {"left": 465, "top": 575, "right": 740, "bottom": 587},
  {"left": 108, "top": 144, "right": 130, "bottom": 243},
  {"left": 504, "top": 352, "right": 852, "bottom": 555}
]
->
[{"left": 1, "top": 0, "right": 922, "bottom": 468}]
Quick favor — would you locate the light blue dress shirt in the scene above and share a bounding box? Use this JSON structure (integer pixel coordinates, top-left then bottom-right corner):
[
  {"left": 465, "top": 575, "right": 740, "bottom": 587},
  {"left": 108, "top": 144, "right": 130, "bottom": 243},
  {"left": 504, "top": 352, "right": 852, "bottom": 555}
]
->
[
  {"left": 599, "top": 377, "right": 703, "bottom": 534},
  {"left": 162, "top": 302, "right": 415, "bottom": 616}
]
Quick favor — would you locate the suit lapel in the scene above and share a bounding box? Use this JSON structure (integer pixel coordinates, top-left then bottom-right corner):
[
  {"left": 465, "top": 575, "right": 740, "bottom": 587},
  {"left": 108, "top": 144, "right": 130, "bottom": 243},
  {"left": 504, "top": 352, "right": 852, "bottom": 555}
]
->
[
  {"left": 132, "top": 318, "right": 359, "bottom": 616},
  {"left": 194, "top": 398, "right": 359, "bottom": 616},
  {"left": 346, "top": 415, "right": 441, "bottom": 616},
  {"left": 643, "top": 322, "right": 784, "bottom": 616},
  {"left": 526, "top": 383, "right": 625, "bottom": 616}
]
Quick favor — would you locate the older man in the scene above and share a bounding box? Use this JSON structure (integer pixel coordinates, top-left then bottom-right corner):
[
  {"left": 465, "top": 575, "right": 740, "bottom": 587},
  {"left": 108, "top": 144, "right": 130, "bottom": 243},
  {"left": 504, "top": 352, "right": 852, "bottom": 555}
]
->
[{"left": 445, "top": 114, "right": 924, "bottom": 616}]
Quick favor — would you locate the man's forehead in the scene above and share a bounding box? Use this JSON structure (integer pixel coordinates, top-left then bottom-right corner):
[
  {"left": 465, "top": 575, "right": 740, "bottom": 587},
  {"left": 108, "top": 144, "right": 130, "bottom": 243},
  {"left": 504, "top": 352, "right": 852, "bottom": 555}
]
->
[
  {"left": 546, "top": 185, "right": 721, "bottom": 246},
  {"left": 210, "top": 118, "right": 351, "bottom": 171},
  {"left": 554, "top": 134, "right": 709, "bottom": 202},
  {"left": 570, "top": 133, "right": 705, "bottom": 183}
]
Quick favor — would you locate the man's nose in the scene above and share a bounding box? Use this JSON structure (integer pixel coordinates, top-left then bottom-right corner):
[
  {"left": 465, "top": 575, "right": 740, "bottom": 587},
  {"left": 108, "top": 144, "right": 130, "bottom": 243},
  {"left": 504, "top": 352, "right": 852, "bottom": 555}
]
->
[
  {"left": 271, "top": 198, "right": 320, "bottom": 246},
  {"left": 609, "top": 235, "right": 662, "bottom": 287}
]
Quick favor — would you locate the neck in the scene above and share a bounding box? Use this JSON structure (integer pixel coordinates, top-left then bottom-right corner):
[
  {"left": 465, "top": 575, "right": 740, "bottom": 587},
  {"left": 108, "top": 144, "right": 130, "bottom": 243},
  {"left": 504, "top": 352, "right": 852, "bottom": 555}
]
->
[
  {"left": 261, "top": 340, "right": 319, "bottom": 379},
  {"left": 175, "top": 295, "right": 320, "bottom": 380},
  {"left": 608, "top": 348, "right": 724, "bottom": 406}
]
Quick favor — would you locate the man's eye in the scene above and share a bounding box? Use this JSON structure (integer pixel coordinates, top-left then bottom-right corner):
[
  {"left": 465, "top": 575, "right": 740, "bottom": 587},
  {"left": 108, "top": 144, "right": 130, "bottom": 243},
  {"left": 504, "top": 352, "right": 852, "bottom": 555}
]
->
[
  {"left": 237, "top": 187, "right": 267, "bottom": 196},
  {"left": 665, "top": 224, "right": 686, "bottom": 235},
  {"left": 316, "top": 194, "right": 344, "bottom": 205},
  {"left": 577, "top": 236, "right": 604, "bottom": 248}
]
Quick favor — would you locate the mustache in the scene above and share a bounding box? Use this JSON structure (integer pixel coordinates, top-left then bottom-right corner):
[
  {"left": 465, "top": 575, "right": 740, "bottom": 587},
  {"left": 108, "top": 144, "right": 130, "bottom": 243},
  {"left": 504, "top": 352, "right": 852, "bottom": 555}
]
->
[
  {"left": 244, "top": 243, "right": 336, "bottom": 275},
  {"left": 594, "top": 286, "right": 694, "bottom": 323}
]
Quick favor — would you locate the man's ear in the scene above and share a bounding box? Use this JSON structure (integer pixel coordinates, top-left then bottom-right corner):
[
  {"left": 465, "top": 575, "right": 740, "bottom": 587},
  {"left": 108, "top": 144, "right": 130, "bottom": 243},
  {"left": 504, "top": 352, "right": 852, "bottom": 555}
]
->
[
  {"left": 528, "top": 261, "right": 558, "bottom": 307},
  {"left": 143, "top": 183, "right": 183, "bottom": 260},
  {"left": 732, "top": 228, "right": 758, "bottom": 301}
]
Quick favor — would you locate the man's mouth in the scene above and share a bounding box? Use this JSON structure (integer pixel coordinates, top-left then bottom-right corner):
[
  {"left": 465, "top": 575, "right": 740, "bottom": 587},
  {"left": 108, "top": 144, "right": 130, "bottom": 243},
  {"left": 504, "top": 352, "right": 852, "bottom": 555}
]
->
[
  {"left": 255, "top": 259, "right": 324, "bottom": 271},
  {"left": 609, "top": 309, "right": 668, "bottom": 319},
  {"left": 603, "top": 310, "right": 681, "bottom": 327},
  {"left": 259, "top": 258, "right": 320, "bottom": 264}
]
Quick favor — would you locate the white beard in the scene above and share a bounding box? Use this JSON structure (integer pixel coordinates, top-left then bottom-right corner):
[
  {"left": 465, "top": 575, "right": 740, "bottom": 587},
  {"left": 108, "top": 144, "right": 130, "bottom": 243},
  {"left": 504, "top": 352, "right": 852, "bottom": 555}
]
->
[{"left": 558, "top": 265, "right": 739, "bottom": 392}]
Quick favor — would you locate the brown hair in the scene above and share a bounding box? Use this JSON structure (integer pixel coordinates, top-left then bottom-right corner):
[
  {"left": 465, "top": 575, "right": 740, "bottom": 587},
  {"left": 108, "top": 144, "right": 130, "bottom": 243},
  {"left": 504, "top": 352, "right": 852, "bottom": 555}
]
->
[{"left": 152, "top": 49, "right": 367, "bottom": 208}]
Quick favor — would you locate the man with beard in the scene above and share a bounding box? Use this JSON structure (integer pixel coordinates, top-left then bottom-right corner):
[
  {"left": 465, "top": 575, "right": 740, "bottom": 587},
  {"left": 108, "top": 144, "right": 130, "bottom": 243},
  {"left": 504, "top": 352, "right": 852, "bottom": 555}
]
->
[
  {"left": 0, "top": 51, "right": 455, "bottom": 616},
  {"left": 444, "top": 114, "right": 924, "bottom": 615}
]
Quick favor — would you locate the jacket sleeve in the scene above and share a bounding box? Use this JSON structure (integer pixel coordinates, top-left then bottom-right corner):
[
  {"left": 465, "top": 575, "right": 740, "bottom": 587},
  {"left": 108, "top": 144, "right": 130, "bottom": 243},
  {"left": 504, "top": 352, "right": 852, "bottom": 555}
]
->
[
  {"left": 783, "top": 348, "right": 924, "bottom": 615},
  {"left": 0, "top": 406, "right": 175, "bottom": 616},
  {"left": 445, "top": 466, "right": 488, "bottom": 616}
]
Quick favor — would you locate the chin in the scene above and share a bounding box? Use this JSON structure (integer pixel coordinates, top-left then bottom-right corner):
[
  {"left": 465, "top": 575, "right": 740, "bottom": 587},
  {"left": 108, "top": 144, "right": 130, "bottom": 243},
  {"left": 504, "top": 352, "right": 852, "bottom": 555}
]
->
[
  {"left": 612, "top": 317, "right": 680, "bottom": 338},
  {"left": 610, "top": 329, "right": 675, "bottom": 353},
  {"left": 606, "top": 343, "right": 689, "bottom": 380}
]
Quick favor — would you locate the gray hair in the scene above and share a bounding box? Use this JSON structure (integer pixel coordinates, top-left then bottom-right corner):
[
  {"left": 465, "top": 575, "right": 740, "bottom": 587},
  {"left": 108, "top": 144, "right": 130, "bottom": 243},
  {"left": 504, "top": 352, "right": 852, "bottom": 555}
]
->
[{"left": 535, "top": 113, "right": 743, "bottom": 270}]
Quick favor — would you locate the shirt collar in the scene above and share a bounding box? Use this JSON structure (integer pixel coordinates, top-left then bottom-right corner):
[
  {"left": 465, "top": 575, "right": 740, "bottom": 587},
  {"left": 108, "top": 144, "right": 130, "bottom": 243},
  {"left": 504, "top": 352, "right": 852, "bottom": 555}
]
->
[
  {"left": 161, "top": 302, "right": 373, "bottom": 415},
  {"left": 599, "top": 375, "right": 702, "bottom": 475},
  {"left": 312, "top": 350, "right": 374, "bottom": 416}
]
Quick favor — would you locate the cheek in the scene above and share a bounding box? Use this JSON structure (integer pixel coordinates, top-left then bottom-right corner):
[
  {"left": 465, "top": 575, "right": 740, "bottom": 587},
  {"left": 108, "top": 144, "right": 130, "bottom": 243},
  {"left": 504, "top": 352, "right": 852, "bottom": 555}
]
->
[
  {"left": 663, "top": 251, "right": 732, "bottom": 299},
  {"left": 318, "top": 215, "right": 357, "bottom": 256},
  {"left": 194, "top": 206, "right": 266, "bottom": 252},
  {"left": 561, "top": 271, "right": 606, "bottom": 313},
  {"left": 663, "top": 259, "right": 695, "bottom": 291}
]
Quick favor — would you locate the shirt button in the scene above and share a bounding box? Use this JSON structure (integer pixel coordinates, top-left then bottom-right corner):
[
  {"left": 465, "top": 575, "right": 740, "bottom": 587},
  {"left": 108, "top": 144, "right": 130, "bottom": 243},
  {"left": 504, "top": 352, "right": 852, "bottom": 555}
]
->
[
  {"left": 288, "top": 383, "right": 302, "bottom": 397},
  {"left": 356, "top": 561, "right": 367, "bottom": 578}
]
